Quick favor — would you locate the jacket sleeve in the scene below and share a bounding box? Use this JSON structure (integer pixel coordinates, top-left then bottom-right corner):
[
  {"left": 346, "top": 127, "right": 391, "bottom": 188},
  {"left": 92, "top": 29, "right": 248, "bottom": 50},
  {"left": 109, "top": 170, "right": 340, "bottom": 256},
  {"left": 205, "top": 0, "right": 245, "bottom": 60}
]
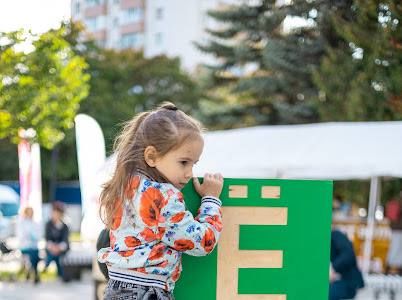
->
[
  {"left": 60, "top": 224, "right": 70, "bottom": 252},
  {"left": 159, "top": 190, "right": 223, "bottom": 257},
  {"left": 45, "top": 221, "right": 51, "bottom": 241},
  {"left": 331, "top": 230, "right": 356, "bottom": 273}
]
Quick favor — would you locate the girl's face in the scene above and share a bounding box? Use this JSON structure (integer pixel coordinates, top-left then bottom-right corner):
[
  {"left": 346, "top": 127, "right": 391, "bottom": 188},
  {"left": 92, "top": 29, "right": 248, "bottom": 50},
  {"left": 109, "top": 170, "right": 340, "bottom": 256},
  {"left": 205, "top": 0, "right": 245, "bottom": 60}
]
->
[{"left": 153, "top": 135, "right": 204, "bottom": 190}]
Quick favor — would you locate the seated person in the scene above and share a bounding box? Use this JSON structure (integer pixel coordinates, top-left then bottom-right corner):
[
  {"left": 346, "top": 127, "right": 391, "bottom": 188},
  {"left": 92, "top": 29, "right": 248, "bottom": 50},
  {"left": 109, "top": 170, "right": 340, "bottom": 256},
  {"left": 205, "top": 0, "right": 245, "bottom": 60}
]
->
[
  {"left": 17, "top": 206, "right": 41, "bottom": 283},
  {"left": 329, "top": 230, "right": 364, "bottom": 300},
  {"left": 44, "top": 201, "right": 70, "bottom": 278}
]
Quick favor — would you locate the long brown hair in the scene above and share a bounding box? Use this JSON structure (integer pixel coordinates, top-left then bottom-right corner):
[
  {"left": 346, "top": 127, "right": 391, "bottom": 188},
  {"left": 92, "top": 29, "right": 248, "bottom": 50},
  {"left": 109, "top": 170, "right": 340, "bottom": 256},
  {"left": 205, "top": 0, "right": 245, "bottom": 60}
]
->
[{"left": 99, "top": 102, "right": 203, "bottom": 228}]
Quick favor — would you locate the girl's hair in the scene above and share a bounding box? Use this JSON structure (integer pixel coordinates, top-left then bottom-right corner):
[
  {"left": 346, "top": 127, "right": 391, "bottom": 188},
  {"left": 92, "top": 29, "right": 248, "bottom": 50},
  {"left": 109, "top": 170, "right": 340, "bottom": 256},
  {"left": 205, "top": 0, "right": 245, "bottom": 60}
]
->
[{"left": 99, "top": 102, "right": 204, "bottom": 228}]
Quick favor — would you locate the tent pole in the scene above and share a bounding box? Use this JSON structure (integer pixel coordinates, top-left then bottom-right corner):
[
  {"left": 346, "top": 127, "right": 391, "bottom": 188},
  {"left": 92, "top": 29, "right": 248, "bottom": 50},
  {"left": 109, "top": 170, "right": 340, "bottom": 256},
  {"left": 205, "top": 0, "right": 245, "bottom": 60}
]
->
[{"left": 362, "top": 176, "right": 380, "bottom": 273}]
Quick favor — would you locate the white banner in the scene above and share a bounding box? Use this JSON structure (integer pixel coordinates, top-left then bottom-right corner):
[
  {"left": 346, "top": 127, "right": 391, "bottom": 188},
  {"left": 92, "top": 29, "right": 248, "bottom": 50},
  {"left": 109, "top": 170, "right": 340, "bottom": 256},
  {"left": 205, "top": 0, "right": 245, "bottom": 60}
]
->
[
  {"left": 74, "top": 114, "right": 106, "bottom": 240},
  {"left": 18, "top": 132, "right": 42, "bottom": 222},
  {"left": 18, "top": 139, "right": 31, "bottom": 209},
  {"left": 30, "top": 143, "right": 42, "bottom": 223}
]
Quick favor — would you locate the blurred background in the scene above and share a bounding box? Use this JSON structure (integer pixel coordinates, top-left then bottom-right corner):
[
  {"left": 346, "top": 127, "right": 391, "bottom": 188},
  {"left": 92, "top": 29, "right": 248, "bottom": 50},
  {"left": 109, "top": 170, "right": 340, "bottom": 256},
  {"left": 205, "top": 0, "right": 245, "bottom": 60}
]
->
[{"left": 0, "top": 0, "right": 401, "bottom": 299}]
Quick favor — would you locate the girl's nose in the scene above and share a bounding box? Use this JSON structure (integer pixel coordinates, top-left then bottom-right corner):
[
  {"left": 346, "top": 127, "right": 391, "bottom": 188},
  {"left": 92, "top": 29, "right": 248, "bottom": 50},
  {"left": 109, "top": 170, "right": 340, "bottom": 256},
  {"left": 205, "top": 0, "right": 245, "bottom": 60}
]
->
[{"left": 185, "top": 169, "right": 193, "bottom": 179}]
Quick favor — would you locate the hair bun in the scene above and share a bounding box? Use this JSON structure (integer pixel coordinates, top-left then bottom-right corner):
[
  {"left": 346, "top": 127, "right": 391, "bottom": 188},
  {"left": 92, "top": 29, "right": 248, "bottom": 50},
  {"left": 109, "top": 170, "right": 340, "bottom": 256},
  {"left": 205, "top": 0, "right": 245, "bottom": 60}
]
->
[{"left": 159, "top": 102, "right": 178, "bottom": 111}]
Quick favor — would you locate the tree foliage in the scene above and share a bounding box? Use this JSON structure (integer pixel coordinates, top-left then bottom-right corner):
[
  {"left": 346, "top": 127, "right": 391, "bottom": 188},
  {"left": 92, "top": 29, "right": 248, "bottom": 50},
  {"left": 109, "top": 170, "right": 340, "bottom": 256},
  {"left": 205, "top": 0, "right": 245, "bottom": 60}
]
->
[
  {"left": 197, "top": 0, "right": 331, "bottom": 125},
  {"left": 314, "top": 0, "right": 402, "bottom": 121},
  {"left": 0, "top": 26, "right": 90, "bottom": 149}
]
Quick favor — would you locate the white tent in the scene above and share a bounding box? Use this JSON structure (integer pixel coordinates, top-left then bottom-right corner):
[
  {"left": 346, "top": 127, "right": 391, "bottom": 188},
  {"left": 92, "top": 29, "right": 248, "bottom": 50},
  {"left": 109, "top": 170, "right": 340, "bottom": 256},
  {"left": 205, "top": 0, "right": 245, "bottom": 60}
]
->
[
  {"left": 194, "top": 121, "right": 402, "bottom": 179},
  {"left": 193, "top": 121, "right": 402, "bottom": 273}
]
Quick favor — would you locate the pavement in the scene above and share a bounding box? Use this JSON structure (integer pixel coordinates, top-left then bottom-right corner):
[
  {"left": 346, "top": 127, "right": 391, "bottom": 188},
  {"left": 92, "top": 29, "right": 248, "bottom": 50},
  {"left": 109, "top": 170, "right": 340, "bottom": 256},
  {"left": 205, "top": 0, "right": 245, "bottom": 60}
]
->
[
  {"left": 0, "top": 281, "right": 93, "bottom": 300},
  {"left": 0, "top": 271, "right": 94, "bottom": 300}
]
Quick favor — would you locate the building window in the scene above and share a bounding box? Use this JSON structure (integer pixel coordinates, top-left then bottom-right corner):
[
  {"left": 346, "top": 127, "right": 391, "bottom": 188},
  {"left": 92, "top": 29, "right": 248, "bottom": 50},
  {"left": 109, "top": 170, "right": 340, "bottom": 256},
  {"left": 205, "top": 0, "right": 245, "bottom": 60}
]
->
[
  {"left": 124, "top": 7, "right": 144, "bottom": 23},
  {"left": 85, "top": 17, "right": 98, "bottom": 31},
  {"left": 120, "top": 33, "right": 144, "bottom": 49},
  {"left": 86, "top": 0, "right": 103, "bottom": 6},
  {"left": 156, "top": 7, "right": 163, "bottom": 20},
  {"left": 85, "top": 16, "right": 106, "bottom": 31},
  {"left": 75, "top": 2, "right": 80, "bottom": 14},
  {"left": 113, "top": 0, "right": 119, "bottom": 4},
  {"left": 95, "top": 39, "right": 106, "bottom": 48},
  {"left": 113, "top": 17, "right": 119, "bottom": 26},
  {"left": 155, "top": 32, "right": 163, "bottom": 46}
]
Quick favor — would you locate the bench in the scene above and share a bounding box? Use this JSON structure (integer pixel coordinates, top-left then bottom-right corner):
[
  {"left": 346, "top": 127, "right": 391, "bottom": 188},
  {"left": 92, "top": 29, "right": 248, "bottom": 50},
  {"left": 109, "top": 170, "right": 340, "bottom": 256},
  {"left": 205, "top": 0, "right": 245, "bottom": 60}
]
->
[
  {"left": 61, "top": 242, "right": 94, "bottom": 281},
  {"left": 364, "top": 274, "right": 402, "bottom": 300}
]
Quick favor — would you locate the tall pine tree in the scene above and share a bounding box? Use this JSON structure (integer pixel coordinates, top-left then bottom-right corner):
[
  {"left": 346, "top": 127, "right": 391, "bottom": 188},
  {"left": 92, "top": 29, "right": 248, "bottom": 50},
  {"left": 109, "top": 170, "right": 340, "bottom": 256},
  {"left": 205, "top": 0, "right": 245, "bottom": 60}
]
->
[
  {"left": 314, "top": 0, "right": 402, "bottom": 121},
  {"left": 197, "top": 0, "right": 350, "bottom": 126}
]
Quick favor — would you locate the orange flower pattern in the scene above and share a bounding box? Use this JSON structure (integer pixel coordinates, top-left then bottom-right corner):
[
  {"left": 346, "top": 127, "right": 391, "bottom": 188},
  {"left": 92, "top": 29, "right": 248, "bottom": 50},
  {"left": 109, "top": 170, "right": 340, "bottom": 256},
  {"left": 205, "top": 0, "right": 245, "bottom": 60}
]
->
[
  {"left": 173, "top": 239, "right": 195, "bottom": 251},
  {"left": 140, "top": 228, "right": 156, "bottom": 242},
  {"left": 97, "top": 175, "right": 222, "bottom": 292},
  {"left": 170, "top": 212, "right": 186, "bottom": 223},
  {"left": 206, "top": 215, "right": 223, "bottom": 232},
  {"left": 171, "top": 264, "right": 181, "bottom": 282},
  {"left": 148, "top": 243, "right": 166, "bottom": 260},
  {"left": 201, "top": 228, "right": 216, "bottom": 253},
  {"left": 124, "top": 236, "right": 141, "bottom": 248},
  {"left": 139, "top": 187, "right": 167, "bottom": 226},
  {"left": 111, "top": 199, "right": 123, "bottom": 230},
  {"left": 124, "top": 176, "right": 140, "bottom": 199}
]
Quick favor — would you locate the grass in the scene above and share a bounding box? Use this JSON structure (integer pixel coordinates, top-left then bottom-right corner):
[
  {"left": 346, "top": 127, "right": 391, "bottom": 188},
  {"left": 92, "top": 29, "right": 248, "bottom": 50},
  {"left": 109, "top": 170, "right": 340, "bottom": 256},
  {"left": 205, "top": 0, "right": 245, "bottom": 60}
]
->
[{"left": 69, "top": 232, "right": 81, "bottom": 243}]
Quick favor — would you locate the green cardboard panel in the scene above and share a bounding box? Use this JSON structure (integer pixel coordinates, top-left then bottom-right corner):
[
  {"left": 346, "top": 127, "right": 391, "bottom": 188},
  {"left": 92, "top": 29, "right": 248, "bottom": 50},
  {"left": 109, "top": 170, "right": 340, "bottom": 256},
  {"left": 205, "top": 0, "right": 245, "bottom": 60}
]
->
[{"left": 174, "top": 178, "right": 333, "bottom": 300}]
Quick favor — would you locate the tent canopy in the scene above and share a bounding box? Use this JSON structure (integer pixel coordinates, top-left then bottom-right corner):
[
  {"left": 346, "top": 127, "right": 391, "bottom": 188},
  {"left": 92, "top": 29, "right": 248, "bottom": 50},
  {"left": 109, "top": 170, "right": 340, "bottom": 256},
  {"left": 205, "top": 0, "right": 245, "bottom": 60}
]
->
[{"left": 193, "top": 121, "right": 402, "bottom": 180}]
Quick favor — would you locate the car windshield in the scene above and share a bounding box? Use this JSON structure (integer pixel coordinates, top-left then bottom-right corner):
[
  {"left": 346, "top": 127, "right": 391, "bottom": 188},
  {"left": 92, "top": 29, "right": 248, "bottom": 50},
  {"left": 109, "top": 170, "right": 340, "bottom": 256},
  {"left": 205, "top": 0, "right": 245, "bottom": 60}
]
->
[{"left": 0, "top": 203, "right": 19, "bottom": 217}]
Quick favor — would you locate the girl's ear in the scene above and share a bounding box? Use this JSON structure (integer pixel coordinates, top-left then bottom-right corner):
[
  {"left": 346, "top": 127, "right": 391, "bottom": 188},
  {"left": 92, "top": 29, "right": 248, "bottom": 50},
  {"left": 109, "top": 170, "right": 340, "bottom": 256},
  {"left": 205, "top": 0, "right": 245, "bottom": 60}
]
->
[{"left": 144, "top": 146, "right": 158, "bottom": 167}]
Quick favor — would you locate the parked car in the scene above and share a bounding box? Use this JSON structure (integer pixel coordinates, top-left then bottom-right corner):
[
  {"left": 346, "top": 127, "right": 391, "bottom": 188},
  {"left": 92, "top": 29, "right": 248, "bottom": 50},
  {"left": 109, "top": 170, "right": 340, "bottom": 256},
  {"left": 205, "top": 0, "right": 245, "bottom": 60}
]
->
[{"left": 0, "top": 184, "right": 19, "bottom": 240}]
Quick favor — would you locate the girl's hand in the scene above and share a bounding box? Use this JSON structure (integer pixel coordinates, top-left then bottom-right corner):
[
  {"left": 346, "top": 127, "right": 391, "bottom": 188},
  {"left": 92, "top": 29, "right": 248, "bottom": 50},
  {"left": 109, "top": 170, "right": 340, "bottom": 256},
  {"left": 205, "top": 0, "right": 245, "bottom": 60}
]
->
[{"left": 193, "top": 173, "right": 224, "bottom": 198}]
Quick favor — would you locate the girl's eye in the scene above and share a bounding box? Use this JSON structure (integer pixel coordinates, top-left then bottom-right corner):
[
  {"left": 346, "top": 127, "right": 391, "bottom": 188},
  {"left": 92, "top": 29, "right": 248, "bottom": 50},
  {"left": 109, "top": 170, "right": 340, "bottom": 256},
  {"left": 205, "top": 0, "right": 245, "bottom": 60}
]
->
[{"left": 180, "top": 161, "right": 187, "bottom": 166}]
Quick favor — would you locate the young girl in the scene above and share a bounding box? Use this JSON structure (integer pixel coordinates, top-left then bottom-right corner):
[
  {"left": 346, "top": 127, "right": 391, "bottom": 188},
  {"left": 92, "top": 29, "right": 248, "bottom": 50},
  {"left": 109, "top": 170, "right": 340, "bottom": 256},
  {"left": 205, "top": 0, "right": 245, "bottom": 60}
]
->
[{"left": 98, "top": 102, "right": 223, "bottom": 300}]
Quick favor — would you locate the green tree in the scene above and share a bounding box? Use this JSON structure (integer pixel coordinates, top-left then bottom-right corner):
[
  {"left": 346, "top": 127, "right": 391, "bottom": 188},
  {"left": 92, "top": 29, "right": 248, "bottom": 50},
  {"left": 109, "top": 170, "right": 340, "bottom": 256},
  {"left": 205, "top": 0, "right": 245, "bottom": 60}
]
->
[
  {"left": 0, "top": 26, "right": 90, "bottom": 149},
  {"left": 197, "top": 0, "right": 366, "bottom": 127},
  {"left": 197, "top": 0, "right": 332, "bottom": 125},
  {"left": 0, "top": 139, "right": 18, "bottom": 180},
  {"left": 314, "top": 0, "right": 402, "bottom": 121}
]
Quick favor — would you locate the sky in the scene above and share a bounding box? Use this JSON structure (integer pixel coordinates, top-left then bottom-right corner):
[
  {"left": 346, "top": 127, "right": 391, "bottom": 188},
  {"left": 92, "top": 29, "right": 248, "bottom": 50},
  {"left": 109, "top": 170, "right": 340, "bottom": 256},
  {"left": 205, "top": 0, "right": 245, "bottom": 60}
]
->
[{"left": 0, "top": 0, "right": 71, "bottom": 34}]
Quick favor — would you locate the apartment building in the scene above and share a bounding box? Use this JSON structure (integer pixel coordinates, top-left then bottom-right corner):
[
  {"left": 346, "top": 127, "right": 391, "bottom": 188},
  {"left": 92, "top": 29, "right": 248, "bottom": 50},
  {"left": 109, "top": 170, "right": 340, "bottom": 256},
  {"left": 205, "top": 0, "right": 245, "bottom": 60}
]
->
[
  {"left": 71, "top": 0, "right": 244, "bottom": 70},
  {"left": 71, "top": 0, "right": 145, "bottom": 49}
]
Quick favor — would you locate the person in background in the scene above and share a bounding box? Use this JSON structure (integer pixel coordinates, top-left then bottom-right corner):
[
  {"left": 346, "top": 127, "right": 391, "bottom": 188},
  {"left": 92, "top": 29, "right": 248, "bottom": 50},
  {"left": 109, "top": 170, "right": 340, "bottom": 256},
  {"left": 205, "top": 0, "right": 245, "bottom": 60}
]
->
[
  {"left": 44, "top": 201, "right": 70, "bottom": 279},
  {"left": 329, "top": 230, "right": 364, "bottom": 300},
  {"left": 333, "top": 194, "right": 351, "bottom": 219},
  {"left": 17, "top": 206, "right": 41, "bottom": 284},
  {"left": 385, "top": 192, "right": 402, "bottom": 275}
]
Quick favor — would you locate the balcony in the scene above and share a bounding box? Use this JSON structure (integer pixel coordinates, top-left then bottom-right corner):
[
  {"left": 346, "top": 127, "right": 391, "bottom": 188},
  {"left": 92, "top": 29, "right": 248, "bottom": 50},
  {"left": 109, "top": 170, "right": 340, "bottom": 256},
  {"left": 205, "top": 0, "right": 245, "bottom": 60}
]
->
[
  {"left": 121, "top": 0, "right": 144, "bottom": 9},
  {"left": 84, "top": 4, "right": 107, "bottom": 18},
  {"left": 120, "top": 21, "right": 144, "bottom": 35}
]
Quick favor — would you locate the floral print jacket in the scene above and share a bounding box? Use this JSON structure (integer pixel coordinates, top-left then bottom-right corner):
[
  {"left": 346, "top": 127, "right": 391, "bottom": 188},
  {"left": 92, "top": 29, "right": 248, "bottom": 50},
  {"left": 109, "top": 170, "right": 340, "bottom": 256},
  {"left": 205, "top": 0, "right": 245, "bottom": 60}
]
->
[{"left": 97, "top": 175, "right": 223, "bottom": 291}]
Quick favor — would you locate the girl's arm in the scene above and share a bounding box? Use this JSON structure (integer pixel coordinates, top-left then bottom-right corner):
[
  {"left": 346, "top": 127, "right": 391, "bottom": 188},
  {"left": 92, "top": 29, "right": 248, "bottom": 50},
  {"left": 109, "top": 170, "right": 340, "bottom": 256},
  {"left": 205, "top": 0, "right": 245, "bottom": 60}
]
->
[{"left": 159, "top": 191, "right": 222, "bottom": 257}]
